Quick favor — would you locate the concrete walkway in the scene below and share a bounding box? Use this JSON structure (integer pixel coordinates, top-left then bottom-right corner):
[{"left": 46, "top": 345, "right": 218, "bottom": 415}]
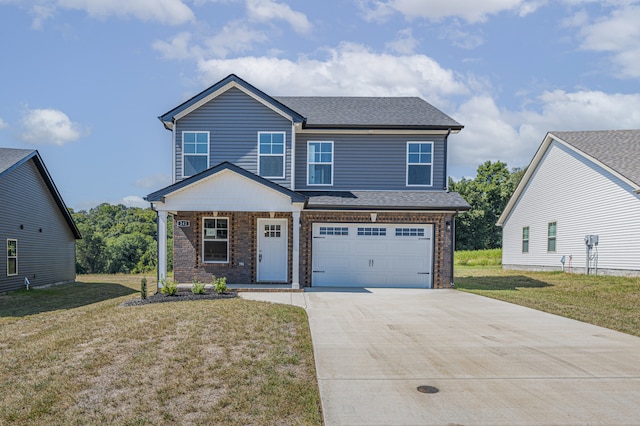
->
[{"left": 241, "top": 289, "right": 640, "bottom": 425}]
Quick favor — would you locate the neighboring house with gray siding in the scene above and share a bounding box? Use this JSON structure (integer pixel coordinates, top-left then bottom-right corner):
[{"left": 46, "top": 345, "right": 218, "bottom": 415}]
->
[
  {"left": 498, "top": 130, "right": 640, "bottom": 275},
  {"left": 147, "top": 74, "right": 469, "bottom": 290},
  {"left": 0, "top": 148, "right": 81, "bottom": 292}
]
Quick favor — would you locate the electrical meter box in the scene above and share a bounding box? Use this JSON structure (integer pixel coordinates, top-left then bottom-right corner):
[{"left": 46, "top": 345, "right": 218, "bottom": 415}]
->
[{"left": 584, "top": 235, "right": 599, "bottom": 246}]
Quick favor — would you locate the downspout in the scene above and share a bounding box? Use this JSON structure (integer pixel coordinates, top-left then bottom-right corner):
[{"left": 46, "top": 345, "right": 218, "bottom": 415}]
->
[
  {"left": 172, "top": 120, "right": 177, "bottom": 184},
  {"left": 291, "top": 122, "right": 296, "bottom": 190},
  {"left": 444, "top": 128, "right": 451, "bottom": 191},
  {"left": 451, "top": 211, "right": 457, "bottom": 287}
]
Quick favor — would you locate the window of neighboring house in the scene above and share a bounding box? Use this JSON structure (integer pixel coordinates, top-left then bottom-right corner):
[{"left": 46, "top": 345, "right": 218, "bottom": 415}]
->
[
  {"left": 7, "top": 239, "right": 17, "bottom": 276},
  {"left": 522, "top": 226, "right": 530, "bottom": 253},
  {"left": 307, "top": 141, "right": 333, "bottom": 185},
  {"left": 182, "top": 131, "right": 209, "bottom": 177},
  {"left": 258, "top": 132, "right": 285, "bottom": 178},
  {"left": 406, "top": 142, "right": 433, "bottom": 186},
  {"left": 548, "top": 222, "right": 557, "bottom": 252},
  {"left": 203, "top": 218, "right": 229, "bottom": 263}
]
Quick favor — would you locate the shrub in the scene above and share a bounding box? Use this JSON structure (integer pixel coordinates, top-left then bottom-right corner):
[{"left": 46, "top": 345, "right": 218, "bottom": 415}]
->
[
  {"left": 140, "top": 277, "right": 147, "bottom": 300},
  {"left": 191, "top": 279, "right": 206, "bottom": 294},
  {"left": 214, "top": 276, "right": 227, "bottom": 294},
  {"left": 160, "top": 277, "right": 178, "bottom": 296}
]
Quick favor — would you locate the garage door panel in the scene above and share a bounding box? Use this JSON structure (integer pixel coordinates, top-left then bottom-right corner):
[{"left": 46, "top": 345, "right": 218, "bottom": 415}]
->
[{"left": 312, "top": 223, "right": 433, "bottom": 288}]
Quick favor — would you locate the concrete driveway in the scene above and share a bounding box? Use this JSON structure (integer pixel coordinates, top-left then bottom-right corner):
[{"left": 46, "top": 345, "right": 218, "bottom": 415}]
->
[{"left": 242, "top": 289, "right": 640, "bottom": 425}]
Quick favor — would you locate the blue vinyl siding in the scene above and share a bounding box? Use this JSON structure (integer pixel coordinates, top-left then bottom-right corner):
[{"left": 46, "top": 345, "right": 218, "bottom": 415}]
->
[
  {"left": 0, "top": 160, "right": 76, "bottom": 293},
  {"left": 174, "top": 87, "right": 293, "bottom": 187},
  {"left": 295, "top": 133, "right": 447, "bottom": 190}
]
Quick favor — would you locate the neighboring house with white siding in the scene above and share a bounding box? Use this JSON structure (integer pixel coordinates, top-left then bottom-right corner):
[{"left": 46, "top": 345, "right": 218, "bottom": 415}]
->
[
  {"left": 497, "top": 130, "right": 640, "bottom": 275},
  {"left": 0, "top": 148, "right": 81, "bottom": 292}
]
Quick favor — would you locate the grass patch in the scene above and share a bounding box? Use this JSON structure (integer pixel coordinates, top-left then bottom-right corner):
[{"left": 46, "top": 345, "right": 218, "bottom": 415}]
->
[
  {"left": 455, "top": 266, "right": 640, "bottom": 337},
  {"left": 0, "top": 274, "right": 322, "bottom": 425},
  {"left": 455, "top": 248, "right": 502, "bottom": 266}
]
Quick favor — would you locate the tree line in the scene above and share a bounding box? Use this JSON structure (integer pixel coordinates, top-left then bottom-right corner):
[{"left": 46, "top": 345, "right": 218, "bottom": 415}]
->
[
  {"left": 69, "top": 161, "right": 522, "bottom": 274},
  {"left": 71, "top": 204, "right": 172, "bottom": 274}
]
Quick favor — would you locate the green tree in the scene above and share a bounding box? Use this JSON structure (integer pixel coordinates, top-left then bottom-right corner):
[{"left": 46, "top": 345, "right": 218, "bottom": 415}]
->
[{"left": 450, "top": 161, "right": 525, "bottom": 250}]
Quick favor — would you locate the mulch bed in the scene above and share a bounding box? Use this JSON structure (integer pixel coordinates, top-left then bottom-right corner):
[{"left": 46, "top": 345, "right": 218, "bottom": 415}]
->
[{"left": 122, "top": 290, "right": 238, "bottom": 306}]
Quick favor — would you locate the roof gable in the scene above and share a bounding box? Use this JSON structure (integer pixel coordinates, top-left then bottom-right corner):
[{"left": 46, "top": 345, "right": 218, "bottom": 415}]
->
[
  {"left": 146, "top": 161, "right": 306, "bottom": 204},
  {"left": 497, "top": 130, "right": 640, "bottom": 226},
  {"left": 158, "top": 74, "right": 305, "bottom": 130},
  {"left": 0, "top": 148, "right": 81, "bottom": 239},
  {"left": 275, "top": 96, "right": 463, "bottom": 130}
]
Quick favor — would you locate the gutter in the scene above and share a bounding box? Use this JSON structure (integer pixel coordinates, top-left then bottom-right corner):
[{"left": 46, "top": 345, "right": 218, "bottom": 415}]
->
[{"left": 444, "top": 128, "right": 451, "bottom": 191}]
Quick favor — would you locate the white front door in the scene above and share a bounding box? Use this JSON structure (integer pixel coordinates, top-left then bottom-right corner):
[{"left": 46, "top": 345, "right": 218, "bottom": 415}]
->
[{"left": 257, "top": 218, "right": 288, "bottom": 282}]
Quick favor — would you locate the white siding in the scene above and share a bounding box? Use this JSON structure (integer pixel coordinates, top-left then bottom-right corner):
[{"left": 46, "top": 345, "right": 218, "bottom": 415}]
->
[{"left": 502, "top": 141, "right": 640, "bottom": 273}]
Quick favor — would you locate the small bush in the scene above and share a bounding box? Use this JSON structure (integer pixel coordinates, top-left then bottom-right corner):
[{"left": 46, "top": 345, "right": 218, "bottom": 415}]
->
[
  {"left": 140, "top": 277, "right": 147, "bottom": 300},
  {"left": 214, "top": 276, "right": 227, "bottom": 294},
  {"left": 160, "top": 277, "right": 178, "bottom": 296},
  {"left": 191, "top": 280, "right": 206, "bottom": 294}
]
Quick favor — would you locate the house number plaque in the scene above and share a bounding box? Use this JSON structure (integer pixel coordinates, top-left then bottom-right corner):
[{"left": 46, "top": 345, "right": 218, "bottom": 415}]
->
[{"left": 177, "top": 220, "right": 190, "bottom": 227}]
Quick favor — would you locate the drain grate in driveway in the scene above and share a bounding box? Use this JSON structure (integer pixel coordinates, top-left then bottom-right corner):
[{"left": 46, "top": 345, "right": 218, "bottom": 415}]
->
[{"left": 417, "top": 385, "right": 439, "bottom": 394}]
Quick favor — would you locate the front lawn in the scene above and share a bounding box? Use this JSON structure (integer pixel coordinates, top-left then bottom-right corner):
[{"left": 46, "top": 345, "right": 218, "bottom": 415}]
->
[
  {"left": 0, "top": 274, "right": 322, "bottom": 425},
  {"left": 454, "top": 266, "right": 640, "bottom": 337}
]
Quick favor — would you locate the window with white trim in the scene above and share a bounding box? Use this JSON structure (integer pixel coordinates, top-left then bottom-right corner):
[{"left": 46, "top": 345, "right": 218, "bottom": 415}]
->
[
  {"left": 395, "top": 228, "right": 425, "bottom": 237},
  {"left": 203, "top": 218, "right": 229, "bottom": 263},
  {"left": 522, "top": 226, "right": 530, "bottom": 253},
  {"left": 319, "top": 226, "right": 348, "bottom": 236},
  {"left": 258, "top": 132, "right": 285, "bottom": 178},
  {"left": 308, "top": 141, "right": 333, "bottom": 185},
  {"left": 182, "top": 131, "right": 209, "bottom": 177},
  {"left": 7, "top": 239, "right": 17, "bottom": 276},
  {"left": 357, "top": 227, "right": 387, "bottom": 236},
  {"left": 547, "top": 222, "right": 557, "bottom": 252},
  {"left": 406, "top": 142, "right": 433, "bottom": 186}
]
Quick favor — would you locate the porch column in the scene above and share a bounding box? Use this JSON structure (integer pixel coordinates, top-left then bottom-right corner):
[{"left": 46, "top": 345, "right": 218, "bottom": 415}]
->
[
  {"left": 157, "top": 209, "right": 168, "bottom": 292},
  {"left": 292, "top": 210, "right": 300, "bottom": 289}
]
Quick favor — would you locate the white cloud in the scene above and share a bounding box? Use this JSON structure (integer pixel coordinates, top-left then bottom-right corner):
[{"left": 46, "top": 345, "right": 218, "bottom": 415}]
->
[
  {"left": 204, "top": 21, "right": 268, "bottom": 58},
  {"left": 246, "top": 0, "right": 312, "bottom": 34},
  {"left": 385, "top": 28, "right": 419, "bottom": 54},
  {"left": 15, "top": 0, "right": 195, "bottom": 27},
  {"left": 135, "top": 173, "right": 172, "bottom": 189},
  {"left": 196, "top": 43, "right": 469, "bottom": 106},
  {"left": 153, "top": 32, "right": 204, "bottom": 61},
  {"left": 0, "top": 117, "right": 8, "bottom": 129},
  {"left": 20, "top": 108, "right": 85, "bottom": 146},
  {"left": 360, "top": 0, "right": 543, "bottom": 23},
  {"left": 450, "top": 89, "right": 640, "bottom": 173},
  {"left": 120, "top": 195, "right": 151, "bottom": 208},
  {"left": 576, "top": 4, "right": 640, "bottom": 78}
]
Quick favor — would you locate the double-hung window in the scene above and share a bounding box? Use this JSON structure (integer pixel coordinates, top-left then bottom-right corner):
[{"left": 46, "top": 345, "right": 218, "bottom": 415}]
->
[
  {"left": 258, "top": 132, "right": 285, "bottom": 178},
  {"left": 203, "top": 218, "right": 229, "bottom": 263},
  {"left": 183, "top": 132, "right": 209, "bottom": 177},
  {"left": 307, "top": 141, "right": 333, "bottom": 185},
  {"left": 407, "top": 142, "right": 433, "bottom": 186},
  {"left": 547, "top": 222, "right": 557, "bottom": 252},
  {"left": 522, "top": 226, "right": 529, "bottom": 253},
  {"left": 7, "top": 239, "right": 17, "bottom": 276}
]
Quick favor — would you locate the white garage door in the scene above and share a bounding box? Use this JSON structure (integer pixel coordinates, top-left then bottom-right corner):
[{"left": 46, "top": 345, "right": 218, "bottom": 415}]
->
[{"left": 312, "top": 223, "right": 433, "bottom": 288}]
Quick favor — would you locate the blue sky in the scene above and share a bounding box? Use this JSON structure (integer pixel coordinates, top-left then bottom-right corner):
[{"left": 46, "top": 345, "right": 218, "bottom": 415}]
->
[{"left": 1, "top": 0, "right": 639, "bottom": 210}]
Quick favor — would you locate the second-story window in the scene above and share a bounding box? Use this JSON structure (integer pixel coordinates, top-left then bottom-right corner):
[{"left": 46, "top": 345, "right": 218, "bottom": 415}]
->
[
  {"left": 183, "top": 131, "right": 209, "bottom": 177},
  {"left": 307, "top": 141, "right": 333, "bottom": 186},
  {"left": 258, "top": 132, "right": 285, "bottom": 178},
  {"left": 406, "top": 142, "right": 433, "bottom": 186}
]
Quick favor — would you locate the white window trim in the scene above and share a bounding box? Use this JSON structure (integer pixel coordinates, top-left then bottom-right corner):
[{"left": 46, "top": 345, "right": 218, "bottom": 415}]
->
[
  {"left": 258, "top": 131, "right": 286, "bottom": 179},
  {"left": 7, "top": 239, "right": 17, "bottom": 276},
  {"left": 202, "top": 217, "right": 229, "bottom": 264},
  {"left": 307, "top": 141, "right": 334, "bottom": 186},
  {"left": 522, "top": 226, "right": 530, "bottom": 253},
  {"left": 406, "top": 141, "right": 434, "bottom": 187},
  {"left": 182, "top": 131, "right": 210, "bottom": 178},
  {"left": 547, "top": 222, "right": 557, "bottom": 253}
]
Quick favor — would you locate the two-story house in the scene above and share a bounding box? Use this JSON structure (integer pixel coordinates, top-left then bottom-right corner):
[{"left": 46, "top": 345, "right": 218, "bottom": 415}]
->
[{"left": 146, "top": 74, "right": 469, "bottom": 289}]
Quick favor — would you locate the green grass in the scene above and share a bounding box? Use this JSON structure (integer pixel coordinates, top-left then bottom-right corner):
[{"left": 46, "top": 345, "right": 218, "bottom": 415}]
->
[
  {"left": 0, "top": 274, "right": 322, "bottom": 425},
  {"left": 455, "top": 265, "right": 640, "bottom": 337},
  {"left": 455, "top": 248, "right": 502, "bottom": 266}
]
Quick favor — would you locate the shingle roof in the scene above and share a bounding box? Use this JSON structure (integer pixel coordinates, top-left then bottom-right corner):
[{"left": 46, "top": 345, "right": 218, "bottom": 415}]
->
[
  {"left": 0, "top": 148, "right": 81, "bottom": 239},
  {"left": 275, "top": 96, "right": 463, "bottom": 129},
  {"left": 551, "top": 130, "right": 640, "bottom": 187},
  {"left": 301, "top": 191, "right": 470, "bottom": 210},
  {"left": 0, "top": 148, "right": 34, "bottom": 176}
]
